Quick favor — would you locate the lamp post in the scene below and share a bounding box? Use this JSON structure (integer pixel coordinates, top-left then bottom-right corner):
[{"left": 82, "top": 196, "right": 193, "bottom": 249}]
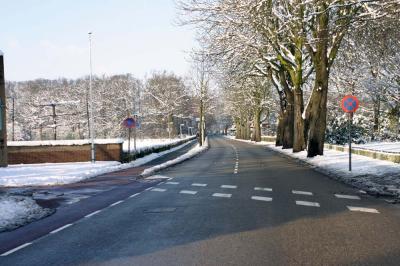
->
[
  {"left": 88, "top": 32, "right": 96, "bottom": 163},
  {"left": 0, "top": 50, "right": 7, "bottom": 167}
]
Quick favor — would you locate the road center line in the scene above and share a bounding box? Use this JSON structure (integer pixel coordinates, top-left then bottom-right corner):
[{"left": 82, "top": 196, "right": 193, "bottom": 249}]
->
[
  {"left": 50, "top": 223, "right": 73, "bottom": 234},
  {"left": 85, "top": 210, "right": 102, "bottom": 218},
  {"left": 180, "top": 190, "right": 198, "bottom": 195},
  {"left": 335, "top": 194, "right": 360, "bottom": 200},
  {"left": 150, "top": 188, "right": 166, "bottom": 192},
  {"left": 221, "top": 185, "right": 237, "bottom": 189},
  {"left": 296, "top": 200, "right": 320, "bottom": 207},
  {"left": 292, "top": 190, "right": 313, "bottom": 196},
  {"left": 254, "top": 187, "right": 273, "bottom": 192},
  {"left": 145, "top": 187, "right": 154, "bottom": 191},
  {"left": 192, "top": 183, "right": 207, "bottom": 187},
  {"left": 110, "top": 200, "right": 124, "bottom": 207},
  {"left": 1, "top": 243, "right": 32, "bottom": 256},
  {"left": 129, "top": 193, "right": 141, "bottom": 198},
  {"left": 251, "top": 196, "right": 273, "bottom": 202},
  {"left": 212, "top": 193, "right": 232, "bottom": 198},
  {"left": 347, "top": 206, "right": 379, "bottom": 213}
]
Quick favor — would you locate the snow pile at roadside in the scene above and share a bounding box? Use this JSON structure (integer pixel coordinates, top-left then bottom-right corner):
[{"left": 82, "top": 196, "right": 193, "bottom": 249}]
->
[
  {"left": 0, "top": 195, "right": 54, "bottom": 232},
  {"left": 142, "top": 138, "right": 209, "bottom": 177},
  {"left": 0, "top": 140, "right": 195, "bottom": 187},
  {"left": 123, "top": 136, "right": 194, "bottom": 153},
  {"left": 228, "top": 137, "right": 400, "bottom": 198}
]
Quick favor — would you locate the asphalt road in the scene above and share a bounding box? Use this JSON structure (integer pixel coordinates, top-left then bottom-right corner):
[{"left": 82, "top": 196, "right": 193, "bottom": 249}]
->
[{"left": 1, "top": 136, "right": 400, "bottom": 266}]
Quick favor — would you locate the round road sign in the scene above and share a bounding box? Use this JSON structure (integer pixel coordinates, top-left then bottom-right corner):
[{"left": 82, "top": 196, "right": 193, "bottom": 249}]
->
[
  {"left": 341, "top": 95, "right": 359, "bottom": 113},
  {"left": 122, "top": 117, "right": 136, "bottom": 128}
]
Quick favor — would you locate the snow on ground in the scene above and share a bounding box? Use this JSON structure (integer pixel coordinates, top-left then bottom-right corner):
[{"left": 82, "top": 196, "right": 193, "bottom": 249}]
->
[
  {"left": 142, "top": 138, "right": 209, "bottom": 177},
  {"left": 227, "top": 136, "right": 400, "bottom": 198},
  {"left": 8, "top": 139, "right": 124, "bottom": 146},
  {"left": 0, "top": 140, "right": 195, "bottom": 187},
  {"left": 123, "top": 136, "right": 194, "bottom": 153},
  {"left": 353, "top": 142, "right": 400, "bottom": 153},
  {"left": 0, "top": 194, "right": 53, "bottom": 232}
]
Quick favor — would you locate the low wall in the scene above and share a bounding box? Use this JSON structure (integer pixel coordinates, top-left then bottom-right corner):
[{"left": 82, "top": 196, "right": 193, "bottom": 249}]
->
[
  {"left": 8, "top": 143, "right": 123, "bottom": 164},
  {"left": 259, "top": 135, "right": 400, "bottom": 164}
]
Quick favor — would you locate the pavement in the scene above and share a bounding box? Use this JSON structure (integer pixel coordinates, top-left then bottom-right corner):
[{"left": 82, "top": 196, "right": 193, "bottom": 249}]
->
[{"left": 1, "top": 136, "right": 400, "bottom": 265}]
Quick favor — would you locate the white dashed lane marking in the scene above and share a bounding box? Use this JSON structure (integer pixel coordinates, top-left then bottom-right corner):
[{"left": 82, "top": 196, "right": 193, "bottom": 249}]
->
[
  {"left": 296, "top": 201, "right": 320, "bottom": 207},
  {"left": 166, "top": 181, "right": 179, "bottom": 185},
  {"left": 85, "top": 210, "right": 102, "bottom": 218},
  {"left": 129, "top": 193, "right": 141, "bottom": 198},
  {"left": 254, "top": 187, "right": 272, "bottom": 192},
  {"left": 145, "top": 187, "right": 154, "bottom": 191},
  {"left": 192, "top": 183, "right": 207, "bottom": 187},
  {"left": 180, "top": 190, "right": 198, "bottom": 195},
  {"left": 150, "top": 188, "right": 166, "bottom": 192},
  {"left": 251, "top": 196, "right": 273, "bottom": 202},
  {"left": 292, "top": 190, "right": 313, "bottom": 196},
  {"left": 50, "top": 223, "right": 73, "bottom": 234},
  {"left": 335, "top": 194, "right": 360, "bottom": 200},
  {"left": 110, "top": 200, "right": 124, "bottom": 207},
  {"left": 1, "top": 243, "right": 32, "bottom": 256},
  {"left": 347, "top": 206, "right": 379, "bottom": 213},
  {"left": 221, "top": 185, "right": 237, "bottom": 189},
  {"left": 212, "top": 193, "right": 232, "bottom": 198}
]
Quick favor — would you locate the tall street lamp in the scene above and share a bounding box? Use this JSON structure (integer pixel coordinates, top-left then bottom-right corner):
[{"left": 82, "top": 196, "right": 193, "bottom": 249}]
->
[{"left": 88, "top": 32, "right": 96, "bottom": 163}]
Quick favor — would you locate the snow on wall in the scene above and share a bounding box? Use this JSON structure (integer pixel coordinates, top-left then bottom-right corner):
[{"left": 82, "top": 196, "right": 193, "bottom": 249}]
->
[{"left": 8, "top": 138, "right": 124, "bottom": 147}]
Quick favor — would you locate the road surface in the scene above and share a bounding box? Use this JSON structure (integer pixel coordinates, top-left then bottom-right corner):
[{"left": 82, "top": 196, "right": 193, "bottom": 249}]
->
[{"left": 1, "top": 136, "right": 400, "bottom": 265}]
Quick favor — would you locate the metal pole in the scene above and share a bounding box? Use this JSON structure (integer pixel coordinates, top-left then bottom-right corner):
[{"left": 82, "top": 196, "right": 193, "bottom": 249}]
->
[
  {"left": 128, "top": 127, "right": 131, "bottom": 154},
  {"left": 52, "top": 104, "right": 57, "bottom": 140},
  {"left": 348, "top": 112, "right": 352, "bottom": 171},
  {"left": 88, "top": 32, "right": 96, "bottom": 163},
  {"left": 0, "top": 51, "right": 8, "bottom": 167},
  {"left": 11, "top": 97, "right": 15, "bottom": 141}
]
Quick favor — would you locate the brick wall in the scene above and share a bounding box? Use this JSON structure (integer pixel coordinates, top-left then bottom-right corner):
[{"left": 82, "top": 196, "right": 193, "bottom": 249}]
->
[{"left": 8, "top": 143, "right": 122, "bottom": 164}]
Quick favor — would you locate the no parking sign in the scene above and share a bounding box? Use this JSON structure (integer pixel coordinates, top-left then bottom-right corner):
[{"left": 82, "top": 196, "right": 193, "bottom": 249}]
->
[{"left": 341, "top": 95, "right": 360, "bottom": 172}]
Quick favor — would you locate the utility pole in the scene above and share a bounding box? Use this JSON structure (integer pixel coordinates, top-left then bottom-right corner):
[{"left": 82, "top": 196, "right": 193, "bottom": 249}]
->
[
  {"left": 52, "top": 104, "right": 57, "bottom": 140},
  {"left": 0, "top": 50, "right": 8, "bottom": 167},
  {"left": 88, "top": 32, "right": 96, "bottom": 163}
]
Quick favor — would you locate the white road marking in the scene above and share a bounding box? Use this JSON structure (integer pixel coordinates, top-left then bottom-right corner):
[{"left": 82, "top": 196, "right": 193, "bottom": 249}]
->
[
  {"left": 180, "top": 190, "right": 198, "bottom": 195},
  {"left": 296, "top": 201, "right": 320, "bottom": 207},
  {"left": 85, "top": 210, "right": 102, "bottom": 218},
  {"left": 145, "top": 187, "right": 154, "bottom": 191},
  {"left": 129, "top": 193, "right": 141, "bottom": 198},
  {"left": 167, "top": 177, "right": 174, "bottom": 180},
  {"left": 212, "top": 193, "right": 232, "bottom": 198},
  {"left": 221, "top": 185, "right": 237, "bottom": 189},
  {"left": 166, "top": 181, "right": 179, "bottom": 185},
  {"left": 251, "top": 196, "right": 273, "bottom": 202},
  {"left": 347, "top": 206, "right": 379, "bottom": 213},
  {"left": 254, "top": 187, "right": 273, "bottom": 192},
  {"left": 157, "top": 182, "right": 165, "bottom": 186},
  {"left": 50, "top": 223, "right": 73, "bottom": 234},
  {"left": 110, "top": 200, "right": 124, "bottom": 207},
  {"left": 292, "top": 190, "right": 313, "bottom": 196},
  {"left": 150, "top": 188, "right": 166, "bottom": 192},
  {"left": 192, "top": 183, "right": 207, "bottom": 187},
  {"left": 335, "top": 194, "right": 360, "bottom": 200},
  {"left": 1, "top": 243, "right": 32, "bottom": 256}
]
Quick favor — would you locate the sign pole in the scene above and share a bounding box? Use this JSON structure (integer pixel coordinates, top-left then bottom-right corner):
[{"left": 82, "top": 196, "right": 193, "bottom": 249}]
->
[
  {"left": 348, "top": 112, "right": 352, "bottom": 171},
  {"left": 128, "top": 127, "right": 131, "bottom": 154}
]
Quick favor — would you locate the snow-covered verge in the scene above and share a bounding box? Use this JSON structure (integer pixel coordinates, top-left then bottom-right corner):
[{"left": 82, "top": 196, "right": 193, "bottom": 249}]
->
[
  {"left": 0, "top": 140, "right": 195, "bottom": 187},
  {"left": 8, "top": 139, "right": 124, "bottom": 147},
  {"left": 0, "top": 194, "right": 54, "bottom": 232},
  {"left": 228, "top": 136, "right": 400, "bottom": 199},
  {"left": 353, "top": 142, "right": 400, "bottom": 153},
  {"left": 142, "top": 138, "right": 209, "bottom": 177}
]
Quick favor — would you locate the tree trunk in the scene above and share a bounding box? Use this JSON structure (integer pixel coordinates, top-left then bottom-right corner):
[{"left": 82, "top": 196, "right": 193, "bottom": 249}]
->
[
  {"left": 292, "top": 89, "right": 305, "bottom": 152},
  {"left": 276, "top": 114, "right": 284, "bottom": 146},
  {"left": 372, "top": 96, "right": 380, "bottom": 140},
  {"left": 306, "top": 4, "right": 329, "bottom": 157},
  {"left": 253, "top": 110, "right": 261, "bottom": 142}
]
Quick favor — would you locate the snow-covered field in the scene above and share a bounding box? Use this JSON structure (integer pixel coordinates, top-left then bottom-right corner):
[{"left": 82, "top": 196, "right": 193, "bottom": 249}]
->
[
  {"left": 0, "top": 195, "right": 53, "bottom": 232},
  {"left": 228, "top": 137, "right": 400, "bottom": 198},
  {"left": 353, "top": 142, "right": 400, "bottom": 153},
  {"left": 0, "top": 139, "right": 195, "bottom": 187},
  {"left": 122, "top": 136, "right": 194, "bottom": 153}
]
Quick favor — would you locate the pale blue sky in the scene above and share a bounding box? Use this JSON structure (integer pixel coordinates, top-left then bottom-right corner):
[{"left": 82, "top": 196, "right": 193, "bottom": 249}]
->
[{"left": 1, "top": 0, "right": 197, "bottom": 81}]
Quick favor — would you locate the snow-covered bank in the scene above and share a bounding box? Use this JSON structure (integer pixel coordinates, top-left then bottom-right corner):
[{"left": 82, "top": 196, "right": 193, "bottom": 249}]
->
[
  {"left": 228, "top": 137, "right": 400, "bottom": 198},
  {"left": 142, "top": 138, "right": 209, "bottom": 177},
  {"left": 0, "top": 194, "right": 54, "bottom": 232},
  {"left": 353, "top": 142, "right": 400, "bottom": 153},
  {"left": 0, "top": 140, "right": 195, "bottom": 187}
]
